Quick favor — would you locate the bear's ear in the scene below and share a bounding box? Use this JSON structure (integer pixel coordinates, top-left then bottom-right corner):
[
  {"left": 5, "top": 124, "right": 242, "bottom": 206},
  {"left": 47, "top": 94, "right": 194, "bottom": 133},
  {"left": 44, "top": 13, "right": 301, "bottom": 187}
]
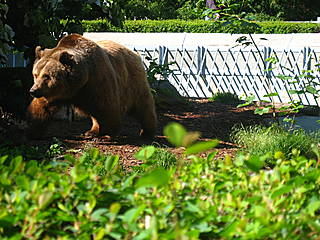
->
[
  {"left": 35, "top": 46, "right": 43, "bottom": 59},
  {"left": 59, "top": 51, "right": 75, "bottom": 67}
]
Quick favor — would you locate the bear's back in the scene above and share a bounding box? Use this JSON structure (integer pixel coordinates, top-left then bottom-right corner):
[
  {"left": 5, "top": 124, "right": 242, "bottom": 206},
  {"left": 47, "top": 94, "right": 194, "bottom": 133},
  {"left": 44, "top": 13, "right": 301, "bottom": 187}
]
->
[{"left": 57, "top": 34, "right": 84, "bottom": 48}]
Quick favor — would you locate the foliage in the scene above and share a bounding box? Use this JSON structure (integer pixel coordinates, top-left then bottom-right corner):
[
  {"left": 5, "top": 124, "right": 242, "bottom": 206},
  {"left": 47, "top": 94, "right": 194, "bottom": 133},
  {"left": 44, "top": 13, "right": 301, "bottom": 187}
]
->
[
  {"left": 208, "top": 2, "right": 319, "bottom": 124},
  {"left": 120, "top": 0, "right": 320, "bottom": 21},
  {"left": 245, "top": 0, "right": 320, "bottom": 21},
  {"left": 209, "top": 92, "right": 241, "bottom": 105},
  {"left": 258, "top": 21, "right": 320, "bottom": 34},
  {"left": 134, "top": 146, "right": 177, "bottom": 173},
  {"left": 121, "top": 0, "right": 206, "bottom": 20},
  {"left": 145, "top": 56, "right": 186, "bottom": 108},
  {"left": 0, "top": 2, "right": 14, "bottom": 65},
  {"left": 5, "top": 0, "right": 123, "bottom": 59},
  {"left": 82, "top": 19, "right": 320, "bottom": 33},
  {"left": 237, "top": 55, "right": 320, "bottom": 124},
  {"left": 1, "top": 123, "right": 320, "bottom": 239},
  {"left": 231, "top": 124, "right": 320, "bottom": 166},
  {"left": 81, "top": 19, "right": 121, "bottom": 32},
  {"left": 245, "top": 12, "right": 284, "bottom": 21},
  {"left": 204, "top": 0, "right": 320, "bottom": 21}
]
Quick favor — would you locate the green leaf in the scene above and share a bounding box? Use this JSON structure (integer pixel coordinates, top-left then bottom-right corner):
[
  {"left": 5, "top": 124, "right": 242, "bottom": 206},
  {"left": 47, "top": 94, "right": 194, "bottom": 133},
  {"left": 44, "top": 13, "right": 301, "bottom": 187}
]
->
[
  {"left": 70, "top": 165, "right": 88, "bottom": 183},
  {"left": 122, "top": 205, "right": 146, "bottom": 224},
  {"left": 244, "top": 155, "right": 265, "bottom": 172},
  {"left": 134, "top": 146, "right": 156, "bottom": 161},
  {"left": 306, "top": 85, "right": 318, "bottom": 95},
  {"left": 104, "top": 155, "right": 119, "bottom": 171},
  {"left": 110, "top": 202, "right": 121, "bottom": 215},
  {"left": 135, "top": 168, "right": 170, "bottom": 189},
  {"left": 306, "top": 197, "right": 320, "bottom": 217},
  {"left": 38, "top": 191, "right": 54, "bottom": 209},
  {"left": 10, "top": 156, "right": 23, "bottom": 173},
  {"left": 277, "top": 74, "right": 292, "bottom": 81},
  {"left": 0, "top": 155, "right": 7, "bottom": 165},
  {"left": 163, "top": 122, "right": 187, "bottom": 147},
  {"left": 237, "top": 94, "right": 255, "bottom": 108},
  {"left": 263, "top": 92, "right": 279, "bottom": 97},
  {"left": 186, "top": 202, "right": 201, "bottom": 213},
  {"left": 15, "top": 175, "right": 29, "bottom": 190},
  {"left": 91, "top": 208, "right": 108, "bottom": 221},
  {"left": 185, "top": 140, "right": 219, "bottom": 155},
  {"left": 26, "top": 160, "right": 39, "bottom": 176},
  {"left": 254, "top": 107, "right": 270, "bottom": 115},
  {"left": 95, "top": 228, "right": 105, "bottom": 240},
  {"left": 271, "top": 185, "right": 293, "bottom": 199}
]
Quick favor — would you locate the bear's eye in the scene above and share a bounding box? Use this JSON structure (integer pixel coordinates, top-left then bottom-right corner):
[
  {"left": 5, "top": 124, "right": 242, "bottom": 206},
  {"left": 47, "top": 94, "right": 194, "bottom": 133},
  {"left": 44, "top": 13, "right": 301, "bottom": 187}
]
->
[{"left": 42, "top": 74, "right": 50, "bottom": 81}]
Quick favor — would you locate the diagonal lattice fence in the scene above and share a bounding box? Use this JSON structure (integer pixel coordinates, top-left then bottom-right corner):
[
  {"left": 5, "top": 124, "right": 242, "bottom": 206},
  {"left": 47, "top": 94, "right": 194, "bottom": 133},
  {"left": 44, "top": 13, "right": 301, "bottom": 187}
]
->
[{"left": 134, "top": 46, "right": 320, "bottom": 106}]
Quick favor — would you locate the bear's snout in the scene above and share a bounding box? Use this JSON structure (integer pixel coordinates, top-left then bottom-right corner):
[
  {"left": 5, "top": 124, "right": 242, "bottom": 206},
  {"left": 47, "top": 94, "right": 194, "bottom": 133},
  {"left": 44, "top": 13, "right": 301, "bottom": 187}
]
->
[{"left": 30, "top": 87, "right": 44, "bottom": 98}]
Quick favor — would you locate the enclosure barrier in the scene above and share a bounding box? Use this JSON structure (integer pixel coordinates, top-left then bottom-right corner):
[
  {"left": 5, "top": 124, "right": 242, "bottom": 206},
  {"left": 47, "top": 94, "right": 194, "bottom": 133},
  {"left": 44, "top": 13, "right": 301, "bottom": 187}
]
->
[
  {"left": 3, "top": 44, "right": 320, "bottom": 106},
  {"left": 135, "top": 45, "right": 320, "bottom": 106}
]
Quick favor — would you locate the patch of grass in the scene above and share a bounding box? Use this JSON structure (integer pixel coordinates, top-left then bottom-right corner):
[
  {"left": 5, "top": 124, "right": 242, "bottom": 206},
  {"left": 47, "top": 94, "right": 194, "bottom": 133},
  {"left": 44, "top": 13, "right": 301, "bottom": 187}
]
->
[
  {"left": 133, "top": 146, "right": 177, "bottom": 172},
  {"left": 151, "top": 148, "right": 177, "bottom": 169},
  {"left": 209, "top": 92, "right": 241, "bottom": 105},
  {"left": 231, "top": 124, "right": 320, "bottom": 165}
]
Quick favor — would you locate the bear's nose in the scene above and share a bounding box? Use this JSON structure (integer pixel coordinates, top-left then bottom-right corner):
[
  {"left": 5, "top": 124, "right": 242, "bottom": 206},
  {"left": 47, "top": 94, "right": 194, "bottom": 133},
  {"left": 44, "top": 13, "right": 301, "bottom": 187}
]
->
[{"left": 29, "top": 88, "right": 43, "bottom": 98}]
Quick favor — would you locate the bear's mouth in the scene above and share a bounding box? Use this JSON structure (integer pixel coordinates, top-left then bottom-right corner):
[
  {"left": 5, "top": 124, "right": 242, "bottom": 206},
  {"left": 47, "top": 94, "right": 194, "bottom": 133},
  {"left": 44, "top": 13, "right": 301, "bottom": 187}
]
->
[{"left": 29, "top": 88, "right": 44, "bottom": 98}]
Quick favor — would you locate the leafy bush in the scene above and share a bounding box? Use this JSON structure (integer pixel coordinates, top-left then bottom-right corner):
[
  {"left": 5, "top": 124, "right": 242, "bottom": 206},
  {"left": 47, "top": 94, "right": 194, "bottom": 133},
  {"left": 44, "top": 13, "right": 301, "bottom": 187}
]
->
[
  {"left": 82, "top": 19, "right": 320, "bottom": 34},
  {"left": 209, "top": 92, "right": 242, "bottom": 105},
  {"left": 0, "top": 3, "right": 14, "bottom": 65},
  {"left": 231, "top": 124, "right": 320, "bottom": 165},
  {"left": 81, "top": 19, "right": 121, "bottom": 32},
  {"left": 259, "top": 21, "right": 320, "bottom": 34},
  {"left": 1, "top": 122, "right": 320, "bottom": 239}
]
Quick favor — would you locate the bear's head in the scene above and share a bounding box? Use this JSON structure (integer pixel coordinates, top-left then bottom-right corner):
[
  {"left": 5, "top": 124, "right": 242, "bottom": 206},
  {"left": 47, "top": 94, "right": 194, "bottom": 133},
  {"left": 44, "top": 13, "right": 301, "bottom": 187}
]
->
[{"left": 30, "top": 46, "right": 80, "bottom": 101}]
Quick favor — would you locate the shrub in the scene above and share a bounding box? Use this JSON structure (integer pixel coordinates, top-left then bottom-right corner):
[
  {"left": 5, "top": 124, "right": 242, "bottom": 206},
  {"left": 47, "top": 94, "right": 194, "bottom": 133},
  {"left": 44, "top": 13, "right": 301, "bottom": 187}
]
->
[
  {"left": 259, "top": 21, "right": 320, "bottom": 34},
  {"left": 81, "top": 19, "right": 121, "bottom": 32},
  {"left": 81, "top": 19, "right": 320, "bottom": 34},
  {"left": 209, "top": 92, "right": 241, "bottom": 105},
  {"left": 1, "top": 123, "right": 320, "bottom": 239}
]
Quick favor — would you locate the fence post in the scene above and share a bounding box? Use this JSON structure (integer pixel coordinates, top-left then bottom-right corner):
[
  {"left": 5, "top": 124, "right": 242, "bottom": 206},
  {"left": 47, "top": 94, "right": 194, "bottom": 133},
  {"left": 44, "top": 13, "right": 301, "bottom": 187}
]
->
[
  {"left": 159, "top": 46, "right": 169, "bottom": 81},
  {"left": 197, "top": 46, "right": 206, "bottom": 76},
  {"left": 159, "top": 46, "right": 168, "bottom": 65},
  {"left": 303, "top": 47, "right": 311, "bottom": 71},
  {"left": 263, "top": 47, "right": 272, "bottom": 78}
]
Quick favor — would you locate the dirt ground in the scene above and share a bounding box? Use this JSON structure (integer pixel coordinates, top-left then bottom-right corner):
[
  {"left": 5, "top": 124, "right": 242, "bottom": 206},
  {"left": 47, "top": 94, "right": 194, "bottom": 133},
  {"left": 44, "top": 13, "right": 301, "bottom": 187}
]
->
[{"left": 8, "top": 98, "right": 265, "bottom": 166}]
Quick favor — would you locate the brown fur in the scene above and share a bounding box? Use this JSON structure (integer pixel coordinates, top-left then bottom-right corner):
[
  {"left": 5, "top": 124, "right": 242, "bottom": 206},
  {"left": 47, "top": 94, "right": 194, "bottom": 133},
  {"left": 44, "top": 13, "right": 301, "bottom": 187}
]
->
[{"left": 27, "top": 34, "right": 157, "bottom": 138}]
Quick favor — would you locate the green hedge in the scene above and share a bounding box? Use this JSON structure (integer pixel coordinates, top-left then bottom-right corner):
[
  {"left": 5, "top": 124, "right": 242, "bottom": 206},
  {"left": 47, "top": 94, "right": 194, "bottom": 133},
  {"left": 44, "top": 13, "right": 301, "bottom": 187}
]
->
[
  {"left": 82, "top": 19, "right": 320, "bottom": 34},
  {"left": 1, "top": 122, "right": 320, "bottom": 239}
]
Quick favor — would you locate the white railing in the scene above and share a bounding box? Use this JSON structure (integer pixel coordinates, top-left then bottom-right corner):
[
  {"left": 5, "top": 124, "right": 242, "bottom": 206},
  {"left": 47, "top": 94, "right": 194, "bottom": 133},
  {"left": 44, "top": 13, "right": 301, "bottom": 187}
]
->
[{"left": 134, "top": 45, "right": 320, "bottom": 106}]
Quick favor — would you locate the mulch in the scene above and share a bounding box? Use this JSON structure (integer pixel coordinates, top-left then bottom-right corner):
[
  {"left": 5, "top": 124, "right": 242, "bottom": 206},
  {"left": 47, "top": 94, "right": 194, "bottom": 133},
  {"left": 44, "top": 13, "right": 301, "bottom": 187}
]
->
[{"left": 1, "top": 99, "right": 267, "bottom": 167}]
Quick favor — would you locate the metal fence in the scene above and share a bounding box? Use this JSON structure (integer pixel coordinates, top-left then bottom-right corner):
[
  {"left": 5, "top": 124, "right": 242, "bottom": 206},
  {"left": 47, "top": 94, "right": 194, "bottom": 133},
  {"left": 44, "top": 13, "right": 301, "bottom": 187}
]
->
[
  {"left": 3, "top": 45, "right": 320, "bottom": 106},
  {"left": 135, "top": 45, "right": 320, "bottom": 106}
]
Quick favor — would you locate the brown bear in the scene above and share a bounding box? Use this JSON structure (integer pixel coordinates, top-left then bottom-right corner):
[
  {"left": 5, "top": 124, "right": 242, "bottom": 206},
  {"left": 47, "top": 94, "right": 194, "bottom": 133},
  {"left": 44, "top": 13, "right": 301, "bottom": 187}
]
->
[{"left": 27, "top": 34, "right": 157, "bottom": 139}]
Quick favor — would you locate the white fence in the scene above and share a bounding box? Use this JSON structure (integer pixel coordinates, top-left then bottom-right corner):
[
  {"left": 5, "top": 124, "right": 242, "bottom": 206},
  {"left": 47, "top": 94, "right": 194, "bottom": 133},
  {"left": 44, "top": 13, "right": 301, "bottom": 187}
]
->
[
  {"left": 3, "top": 33, "right": 320, "bottom": 106},
  {"left": 134, "top": 45, "right": 320, "bottom": 106}
]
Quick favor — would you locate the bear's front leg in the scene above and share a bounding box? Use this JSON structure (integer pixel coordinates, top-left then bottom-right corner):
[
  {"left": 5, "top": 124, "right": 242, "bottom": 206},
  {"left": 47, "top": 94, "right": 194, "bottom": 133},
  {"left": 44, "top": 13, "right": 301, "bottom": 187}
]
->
[{"left": 26, "top": 97, "right": 60, "bottom": 139}]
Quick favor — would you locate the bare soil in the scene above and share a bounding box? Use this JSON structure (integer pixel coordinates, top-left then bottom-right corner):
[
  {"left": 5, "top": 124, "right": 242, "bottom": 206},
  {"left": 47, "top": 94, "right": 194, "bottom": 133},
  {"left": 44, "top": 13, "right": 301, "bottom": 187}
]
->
[{"left": 2, "top": 99, "right": 266, "bottom": 166}]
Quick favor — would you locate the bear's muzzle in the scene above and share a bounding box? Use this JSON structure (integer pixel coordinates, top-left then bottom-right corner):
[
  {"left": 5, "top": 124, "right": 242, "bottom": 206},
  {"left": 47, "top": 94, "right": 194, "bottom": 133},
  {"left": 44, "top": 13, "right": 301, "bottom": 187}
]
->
[{"left": 29, "top": 87, "right": 44, "bottom": 98}]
